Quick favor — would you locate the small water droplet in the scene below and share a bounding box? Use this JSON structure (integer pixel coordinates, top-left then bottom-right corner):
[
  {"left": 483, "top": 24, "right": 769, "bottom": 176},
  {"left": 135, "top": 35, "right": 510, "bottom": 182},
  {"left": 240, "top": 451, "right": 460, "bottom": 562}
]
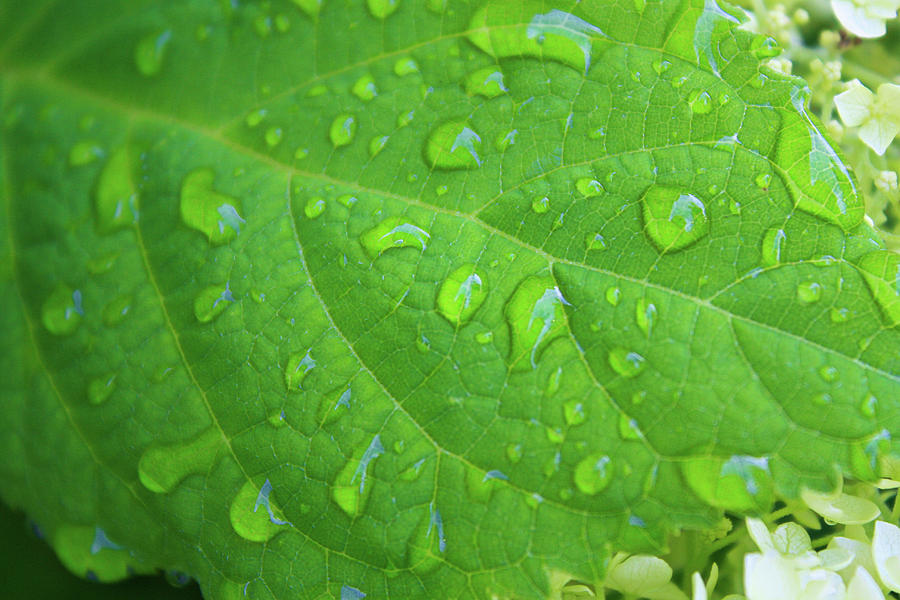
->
[
  {"left": 352, "top": 74, "right": 378, "bottom": 102},
  {"left": 531, "top": 196, "right": 550, "bottom": 214},
  {"left": 475, "top": 331, "right": 493, "bottom": 344},
  {"left": 425, "top": 121, "right": 483, "bottom": 169},
  {"left": 94, "top": 148, "right": 139, "bottom": 233},
  {"left": 608, "top": 348, "right": 646, "bottom": 378},
  {"left": 275, "top": 14, "right": 291, "bottom": 32},
  {"left": 505, "top": 277, "right": 571, "bottom": 370},
  {"left": 337, "top": 194, "right": 358, "bottom": 208},
  {"left": 366, "top": 0, "right": 399, "bottom": 18},
  {"left": 635, "top": 298, "right": 657, "bottom": 337},
  {"left": 399, "top": 457, "right": 426, "bottom": 481},
  {"left": 138, "top": 428, "right": 222, "bottom": 494},
  {"left": 396, "top": 109, "right": 415, "bottom": 128},
  {"left": 264, "top": 126, "right": 283, "bottom": 147},
  {"left": 642, "top": 186, "right": 709, "bottom": 252},
  {"left": 464, "top": 67, "right": 508, "bottom": 98},
  {"left": 134, "top": 30, "right": 172, "bottom": 77},
  {"left": 329, "top": 113, "right": 357, "bottom": 148},
  {"left": 285, "top": 350, "right": 316, "bottom": 391},
  {"left": 506, "top": 444, "right": 523, "bottom": 463},
  {"left": 102, "top": 295, "right": 132, "bottom": 327},
  {"left": 415, "top": 332, "right": 431, "bottom": 353},
  {"left": 435, "top": 185, "right": 449, "bottom": 197},
  {"left": 193, "top": 282, "right": 234, "bottom": 323},
  {"left": 304, "top": 197, "right": 326, "bottom": 219},
  {"left": 563, "top": 399, "right": 586, "bottom": 426},
  {"left": 87, "top": 374, "right": 116, "bottom": 405},
  {"left": 761, "top": 228, "right": 786, "bottom": 266},
  {"left": 585, "top": 232, "right": 607, "bottom": 251},
  {"left": 495, "top": 129, "right": 517, "bottom": 151},
  {"left": 796, "top": 281, "right": 822, "bottom": 304},
  {"left": 813, "top": 392, "right": 832, "bottom": 406},
  {"left": 332, "top": 435, "right": 384, "bottom": 516},
  {"left": 87, "top": 252, "right": 119, "bottom": 275},
  {"left": 393, "top": 57, "right": 418, "bottom": 76},
  {"left": 652, "top": 59, "right": 671, "bottom": 75},
  {"left": 436, "top": 264, "right": 487, "bottom": 325},
  {"left": 69, "top": 141, "right": 103, "bottom": 166},
  {"left": 728, "top": 199, "right": 742, "bottom": 215},
  {"left": 860, "top": 394, "right": 878, "bottom": 417},
  {"left": 856, "top": 250, "right": 900, "bottom": 326},
  {"left": 751, "top": 36, "right": 780, "bottom": 58},
  {"left": 42, "top": 284, "right": 83, "bottom": 336},
  {"left": 230, "top": 479, "right": 290, "bottom": 542},
  {"left": 574, "top": 454, "right": 612, "bottom": 495},
  {"left": 306, "top": 84, "right": 328, "bottom": 97},
  {"left": 294, "top": 147, "right": 309, "bottom": 160},
  {"left": 605, "top": 286, "right": 621, "bottom": 306},
  {"left": 575, "top": 178, "right": 604, "bottom": 197},
  {"left": 618, "top": 414, "right": 642, "bottom": 440},
  {"left": 755, "top": 173, "right": 772, "bottom": 189},
  {"left": 830, "top": 307, "right": 849, "bottom": 323},
  {"left": 360, "top": 217, "right": 431, "bottom": 258},
  {"left": 368, "top": 135, "right": 389, "bottom": 157},
  {"left": 545, "top": 367, "right": 563, "bottom": 396},
  {"left": 268, "top": 409, "right": 286, "bottom": 428},
  {"left": 689, "top": 90, "right": 713, "bottom": 114},
  {"left": 818, "top": 365, "right": 839, "bottom": 383},
  {"left": 180, "top": 168, "right": 245, "bottom": 245}
]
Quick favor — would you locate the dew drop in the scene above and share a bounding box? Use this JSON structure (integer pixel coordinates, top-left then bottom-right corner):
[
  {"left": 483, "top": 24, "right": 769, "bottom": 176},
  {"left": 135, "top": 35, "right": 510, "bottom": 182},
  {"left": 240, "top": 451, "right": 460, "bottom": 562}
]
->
[
  {"left": 435, "top": 185, "right": 449, "bottom": 196},
  {"left": 94, "top": 149, "right": 139, "bottom": 233},
  {"left": 425, "top": 121, "right": 483, "bottom": 169},
  {"left": 818, "top": 365, "right": 839, "bottom": 383},
  {"left": 138, "top": 427, "right": 222, "bottom": 494},
  {"left": 761, "top": 228, "right": 786, "bottom": 266},
  {"left": 856, "top": 250, "right": 900, "bottom": 326},
  {"left": 393, "top": 57, "right": 419, "bottom": 76},
  {"left": 463, "top": 67, "right": 508, "bottom": 98},
  {"left": 585, "top": 232, "right": 607, "bottom": 251},
  {"left": 180, "top": 168, "right": 245, "bottom": 245},
  {"left": 635, "top": 298, "right": 657, "bottom": 337},
  {"left": 352, "top": 74, "right": 378, "bottom": 101},
  {"left": 285, "top": 350, "right": 316, "bottom": 391},
  {"left": 652, "top": 59, "right": 671, "bottom": 75},
  {"left": 504, "top": 276, "right": 571, "bottom": 370},
  {"left": 69, "top": 141, "right": 103, "bottom": 166},
  {"left": 87, "top": 374, "right": 116, "bottom": 405},
  {"left": 755, "top": 173, "right": 772, "bottom": 189},
  {"left": 368, "top": 135, "right": 389, "bottom": 157},
  {"left": 475, "top": 331, "right": 493, "bottom": 345},
  {"left": 396, "top": 109, "right": 415, "bottom": 128},
  {"left": 575, "top": 178, "right": 604, "bottom": 197},
  {"left": 574, "top": 454, "right": 612, "bottom": 496},
  {"left": 264, "top": 126, "right": 283, "bottom": 147},
  {"left": 642, "top": 186, "right": 709, "bottom": 252},
  {"left": 360, "top": 217, "right": 431, "bottom": 258},
  {"left": 796, "top": 281, "right": 822, "bottom": 305},
  {"left": 605, "top": 286, "right": 621, "bottom": 306},
  {"left": 545, "top": 367, "right": 563, "bottom": 396},
  {"left": 563, "top": 399, "right": 586, "bottom": 426},
  {"left": 332, "top": 435, "right": 384, "bottom": 517},
  {"left": 689, "top": 90, "right": 713, "bottom": 115},
  {"left": 860, "top": 394, "right": 878, "bottom": 417},
  {"left": 416, "top": 332, "right": 431, "bottom": 353},
  {"left": 495, "top": 129, "right": 517, "bottom": 151},
  {"left": 268, "top": 409, "right": 286, "bottom": 428},
  {"left": 830, "top": 307, "right": 849, "bottom": 323},
  {"left": 531, "top": 196, "right": 550, "bottom": 214},
  {"left": 329, "top": 113, "right": 357, "bottom": 148},
  {"left": 399, "top": 457, "right": 426, "bottom": 481},
  {"left": 608, "top": 348, "right": 646, "bottom": 378},
  {"left": 304, "top": 197, "right": 326, "bottom": 219},
  {"left": 728, "top": 199, "right": 742, "bottom": 215},
  {"left": 102, "top": 295, "right": 132, "bottom": 327},
  {"left": 230, "top": 479, "right": 290, "bottom": 542},
  {"left": 294, "top": 147, "right": 309, "bottom": 160},
  {"left": 436, "top": 264, "right": 487, "bottom": 325},
  {"left": 506, "top": 444, "right": 523, "bottom": 463},
  {"left": 193, "top": 282, "right": 234, "bottom": 323},
  {"left": 42, "top": 284, "right": 83, "bottom": 336},
  {"left": 134, "top": 30, "right": 172, "bottom": 77},
  {"left": 253, "top": 15, "right": 272, "bottom": 37},
  {"left": 337, "top": 194, "right": 358, "bottom": 208},
  {"left": 618, "top": 414, "right": 642, "bottom": 440},
  {"left": 366, "top": 0, "right": 399, "bottom": 18}
]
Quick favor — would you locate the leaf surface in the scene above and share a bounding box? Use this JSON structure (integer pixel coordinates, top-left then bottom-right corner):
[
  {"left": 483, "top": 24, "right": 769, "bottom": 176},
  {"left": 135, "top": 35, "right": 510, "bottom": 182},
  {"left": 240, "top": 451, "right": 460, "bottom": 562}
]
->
[{"left": 1, "top": 1, "right": 899, "bottom": 599}]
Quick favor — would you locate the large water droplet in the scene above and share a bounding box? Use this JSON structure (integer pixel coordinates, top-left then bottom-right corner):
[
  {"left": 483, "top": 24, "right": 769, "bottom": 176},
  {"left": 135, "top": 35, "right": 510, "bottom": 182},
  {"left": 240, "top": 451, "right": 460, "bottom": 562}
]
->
[
  {"left": 285, "top": 350, "right": 316, "bottom": 391},
  {"left": 369, "top": 135, "right": 389, "bottom": 157},
  {"left": 134, "top": 30, "right": 172, "bottom": 77},
  {"left": 102, "top": 295, "right": 132, "bottom": 327},
  {"left": 264, "top": 126, "right": 283, "bottom": 147},
  {"left": 367, "top": 0, "right": 399, "bottom": 18},
  {"left": 230, "top": 479, "right": 291, "bottom": 542},
  {"left": 194, "top": 282, "right": 235, "bottom": 323},
  {"left": 681, "top": 455, "right": 774, "bottom": 512},
  {"left": 94, "top": 149, "right": 139, "bottom": 233},
  {"left": 642, "top": 186, "right": 709, "bottom": 252},
  {"left": 608, "top": 348, "right": 646, "bottom": 378},
  {"left": 180, "top": 168, "right": 245, "bottom": 245},
  {"left": 605, "top": 286, "right": 621, "bottom": 306},
  {"left": 87, "top": 374, "right": 116, "bottom": 405},
  {"left": 352, "top": 74, "right": 378, "bottom": 101},
  {"left": 574, "top": 454, "right": 612, "bottom": 495},
  {"left": 504, "top": 276, "right": 571, "bottom": 370},
  {"left": 689, "top": 90, "right": 712, "bottom": 114},
  {"left": 796, "top": 281, "right": 822, "bottom": 305},
  {"left": 635, "top": 298, "right": 657, "bottom": 337},
  {"left": 394, "top": 57, "right": 419, "bottom": 76},
  {"left": 761, "top": 228, "right": 786, "bottom": 266},
  {"left": 329, "top": 113, "right": 357, "bottom": 148},
  {"left": 304, "top": 197, "right": 326, "bottom": 219},
  {"left": 138, "top": 427, "right": 222, "bottom": 493},
  {"left": 332, "top": 435, "right": 385, "bottom": 517},
  {"left": 531, "top": 196, "right": 550, "bottom": 214},
  {"left": 425, "top": 121, "right": 483, "bottom": 169},
  {"left": 360, "top": 217, "right": 431, "bottom": 258},
  {"left": 436, "top": 264, "right": 487, "bottom": 325},
  {"left": 856, "top": 250, "right": 900, "bottom": 326},
  {"left": 42, "top": 284, "right": 83, "bottom": 336},
  {"left": 563, "top": 399, "right": 586, "bottom": 426},
  {"left": 464, "top": 67, "right": 508, "bottom": 98},
  {"left": 575, "top": 177, "right": 604, "bottom": 198}
]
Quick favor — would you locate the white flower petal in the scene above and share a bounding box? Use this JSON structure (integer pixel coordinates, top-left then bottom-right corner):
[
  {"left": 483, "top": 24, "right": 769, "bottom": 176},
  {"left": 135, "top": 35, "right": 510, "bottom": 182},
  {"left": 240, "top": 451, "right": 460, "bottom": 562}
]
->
[
  {"left": 692, "top": 572, "right": 707, "bottom": 600},
  {"left": 834, "top": 80, "right": 876, "bottom": 127},
  {"left": 747, "top": 518, "right": 775, "bottom": 552},
  {"left": 745, "top": 552, "right": 800, "bottom": 600},
  {"left": 800, "top": 488, "right": 881, "bottom": 524},
  {"left": 859, "top": 118, "right": 900, "bottom": 155},
  {"left": 831, "top": 0, "right": 889, "bottom": 37},
  {"left": 798, "top": 568, "right": 845, "bottom": 600},
  {"left": 877, "top": 83, "right": 900, "bottom": 125},
  {"left": 773, "top": 522, "right": 813, "bottom": 556},
  {"left": 605, "top": 554, "right": 672, "bottom": 595},
  {"left": 873, "top": 521, "right": 900, "bottom": 591},
  {"left": 848, "top": 566, "right": 886, "bottom": 600},
  {"left": 817, "top": 547, "right": 853, "bottom": 571}
]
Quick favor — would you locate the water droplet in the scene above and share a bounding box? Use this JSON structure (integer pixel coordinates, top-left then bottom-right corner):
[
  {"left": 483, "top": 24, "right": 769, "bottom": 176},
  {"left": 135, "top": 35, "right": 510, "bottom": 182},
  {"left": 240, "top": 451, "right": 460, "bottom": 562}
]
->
[
  {"left": 360, "top": 217, "right": 430, "bottom": 258},
  {"left": 505, "top": 276, "right": 571, "bottom": 370},
  {"left": 415, "top": 332, "right": 431, "bottom": 353},
  {"left": 285, "top": 350, "right": 316, "bottom": 391},
  {"left": 399, "top": 457, "right": 426, "bottom": 481},
  {"left": 69, "top": 141, "right": 103, "bottom": 166},
  {"left": 495, "top": 129, "right": 518, "bottom": 151},
  {"left": 605, "top": 286, "right": 621, "bottom": 306},
  {"left": 253, "top": 15, "right": 272, "bottom": 37},
  {"left": 332, "top": 435, "right": 384, "bottom": 517},
  {"left": 436, "top": 264, "right": 487, "bottom": 325},
  {"left": 425, "top": 121, "right": 483, "bottom": 169},
  {"left": 751, "top": 36, "right": 780, "bottom": 58},
  {"left": 304, "top": 197, "right": 326, "bottom": 219},
  {"left": 87, "top": 374, "right": 116, "bottom": 405},
  {"left": 264, "top": 126, "right": 283, "bottom": 147},
  {"left": 585, "top": 232, "right": 607, "bottom": 251},
  {"left": 193, "top": 282, "right": 235, "bottom": 323},
  {"left": 728, "top": 198, "right": 742, "bottom": 215},
  {"left": 294, "top": 147, "right": 309, "bottom": 160},
  {"left": 642, "top": 186, "right": 709, "bottom": 252},
  {"left": 268, "top": 409, "right": 286, "bottom": 428},
  {"left": 812, "top": 392, "right": 832, "bottom": 406},
  {"left": 819, "top": 365, "right": 839, "bottom": 383},
  {"left": 230, "top": 479, "right": 290, "bottom": 542},
  {"left": 608, "top": 348, "right": 646, "bottom": 378},
  {"left": 563, "top": 399, "right": 586, "bottom": 426},
  {"left": 618, "top": 414, "right": 643, "bottom": 440},
  {"left": 464, "top": 67, "right": 508, "bottom": 98},
  {"left": 180, "top": 168, "right": 245, "bottom": 245},
  {"left": 830, "top": 307, "right": 849, "bottom": 323},
  {"left": 329, "top": 113, "right": 357, "bottom": 148},
  {"left": 506, "top": 444, "right": 523, "bottom": 463},
  {"left": 102, "top": 295, "right": 131, "bottom": 327},
  {"left": 761, "top": 228, "right": 786, "bottom": 266},
  {"left": 475, "top": 330, "right": 493, "bottom": 345},
  {"left": 545, "top": 367, "right": 563, "bottom": 396},
  {"left": 134, "top": 30, "right": 172, "bottom": 77},
  {"left": 796, "top": 281, "right": 822, "bottom": 305},
  {"left": 366, "top": 0, "right": 399, "bottom": 18},
  {"left": 575, "top": 178, "right": 604, "bottom": 197},
  {"left": 87, "top": 252, "right": 119, "bottom": 274},
  {"left": 352, "top": 74, "right": 377, "bottom": 101},
  {"left": 368, "top": 135, "right": 389, "bottom": 157},
  {"left": 755, "top": 173, "right": 772, "bottom": 189},
  {"left": 396, "top": 109, "right": 415, "bottom": 128},
  {"left": 860, "top": 394, "right": 878, "bottom": 417},
  {"left": 856, "top": 250, "right": 900, "bottom": 326},
  {"left": 94, "top": 149, "right": 139, "bottom": 233},
  {"left": 291, "top": 0, "right": 323, "bottom": 18},
  {"left": 574, "top": 454, "right": 612, "bottom": 495},
  {"left": 652, "top": 59, "right": 671, "bottom": 75},
  {"left": 275, "top": 14, "right": 291, "bottom": 32},
  {"left": 42, "top": 284, "right": 83, "bottom": 336},
  {"left": 393, "top": 57, "right": 418, "bottom": 76},
  {"left": 531, "top": 196, "right": 550, "bottom": 214},
  {"left": 635, "top": 299, "right": 657, "bottom": 337},
  {"left": 138, "top": 427, "right": 222, "bottom": 493},
  {"left": 689, "top": 90, "right": 712, "bottom": 114},
  {"left": 337, "top": 194, "right": 358, "bottom": 208}
]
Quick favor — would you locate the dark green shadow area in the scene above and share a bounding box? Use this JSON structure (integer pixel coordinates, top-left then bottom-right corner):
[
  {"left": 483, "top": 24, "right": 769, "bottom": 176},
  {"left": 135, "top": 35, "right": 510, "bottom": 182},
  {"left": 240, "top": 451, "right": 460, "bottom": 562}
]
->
[{"left": 0, "top": 502, "right": 204, "bottom": 600}]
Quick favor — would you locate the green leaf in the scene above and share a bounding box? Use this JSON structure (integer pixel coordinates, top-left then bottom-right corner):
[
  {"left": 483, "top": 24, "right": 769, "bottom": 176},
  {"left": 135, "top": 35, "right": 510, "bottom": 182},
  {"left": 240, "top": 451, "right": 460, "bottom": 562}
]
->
[{"left": 1, "top": 1, "right": 899, "bottom": 599}]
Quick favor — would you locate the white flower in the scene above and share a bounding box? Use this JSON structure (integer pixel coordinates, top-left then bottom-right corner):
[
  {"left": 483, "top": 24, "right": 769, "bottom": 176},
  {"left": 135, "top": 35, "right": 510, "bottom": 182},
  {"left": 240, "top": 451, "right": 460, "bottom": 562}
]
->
[
  {"left": 873, "top": 520, "right": 900, "bottom": 591},
  {"left": 603, "top": 553, "right": 688, "bottom": 599},
  {"left": 847, "top": 566, "right": 885, "bottom": 600},
  {"left": 875, "top": 171, "right": 899, "bottom": 192},
  {"left": 834, "top": 79, "right": 900, "bottom": 155},
  {"left": 831, "top": 0, "right": 900, "bottom": 38}
]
